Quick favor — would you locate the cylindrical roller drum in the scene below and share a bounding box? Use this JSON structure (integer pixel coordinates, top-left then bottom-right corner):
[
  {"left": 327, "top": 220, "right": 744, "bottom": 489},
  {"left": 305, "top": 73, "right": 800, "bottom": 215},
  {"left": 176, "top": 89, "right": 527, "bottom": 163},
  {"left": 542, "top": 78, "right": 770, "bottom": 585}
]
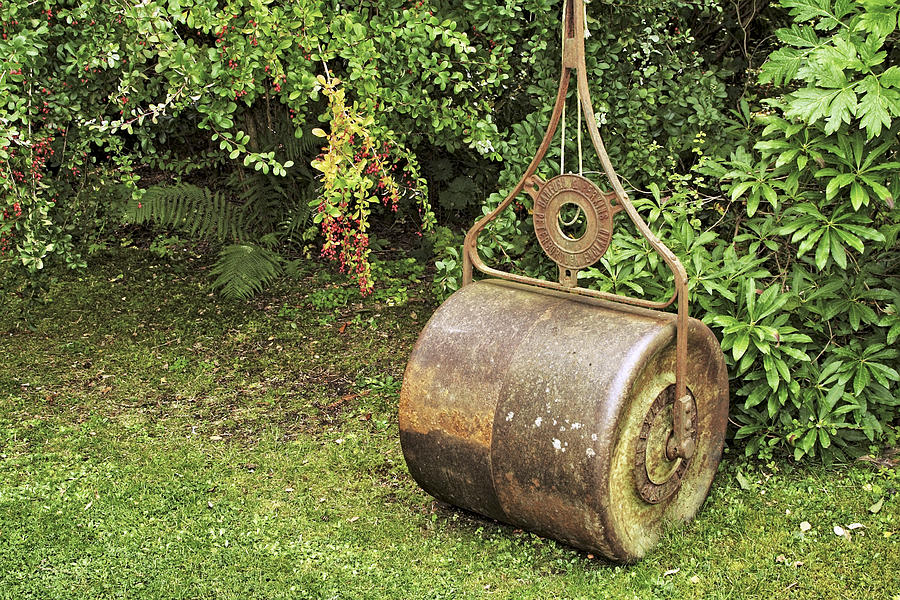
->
[{"left": 399, "top": 279, "right": 728, "bottom": 562}]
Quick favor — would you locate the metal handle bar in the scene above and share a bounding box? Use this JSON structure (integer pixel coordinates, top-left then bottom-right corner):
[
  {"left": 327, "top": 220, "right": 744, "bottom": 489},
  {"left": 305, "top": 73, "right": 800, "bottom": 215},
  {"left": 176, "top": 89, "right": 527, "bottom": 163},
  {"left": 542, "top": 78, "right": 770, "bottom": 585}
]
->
[{"left": 460, "top": 0, "right": 694, "bottom": 459}]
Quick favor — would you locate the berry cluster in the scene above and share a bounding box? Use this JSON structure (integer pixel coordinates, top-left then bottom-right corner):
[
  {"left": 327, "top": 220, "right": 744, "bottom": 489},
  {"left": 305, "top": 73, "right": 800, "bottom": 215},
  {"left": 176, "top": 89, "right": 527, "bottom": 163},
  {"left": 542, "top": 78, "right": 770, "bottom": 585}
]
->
[
  {"left": 2, "top": 203, "right": 22, "bottom": 218},
  {"left": 1, "top": 15, "right": 18, "bottom": 40},
  {"left": 470, "top": 24, "right": 497, "bottom": 49},
  {"left": 1, "top": 135, "right": 54, "bottom": 186},
  {"left": 0, "top": 199, "right": 23, "bottom": 256}
]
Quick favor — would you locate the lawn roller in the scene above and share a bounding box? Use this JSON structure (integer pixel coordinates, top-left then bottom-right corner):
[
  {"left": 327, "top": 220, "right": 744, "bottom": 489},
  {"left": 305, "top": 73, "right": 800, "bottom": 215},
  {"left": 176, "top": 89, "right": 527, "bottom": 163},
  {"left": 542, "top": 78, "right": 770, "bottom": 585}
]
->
[{"left": 398, "top": 0, "right": 729, "bottom": 562}]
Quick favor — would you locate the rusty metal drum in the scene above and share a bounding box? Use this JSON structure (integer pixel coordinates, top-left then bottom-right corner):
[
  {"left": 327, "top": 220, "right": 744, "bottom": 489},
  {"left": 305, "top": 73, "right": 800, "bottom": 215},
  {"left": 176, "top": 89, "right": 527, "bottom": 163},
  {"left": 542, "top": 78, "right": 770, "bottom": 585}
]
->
[{"left": 399, "top": 279, "right": 728, "bottom": 562}]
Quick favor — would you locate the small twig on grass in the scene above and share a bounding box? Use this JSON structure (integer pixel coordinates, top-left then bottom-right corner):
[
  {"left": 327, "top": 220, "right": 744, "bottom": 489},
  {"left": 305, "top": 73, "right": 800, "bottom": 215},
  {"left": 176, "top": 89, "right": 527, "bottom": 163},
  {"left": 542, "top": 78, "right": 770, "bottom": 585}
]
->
[{"left": 325, "top": 389, "right": 370, "bottom": 412}]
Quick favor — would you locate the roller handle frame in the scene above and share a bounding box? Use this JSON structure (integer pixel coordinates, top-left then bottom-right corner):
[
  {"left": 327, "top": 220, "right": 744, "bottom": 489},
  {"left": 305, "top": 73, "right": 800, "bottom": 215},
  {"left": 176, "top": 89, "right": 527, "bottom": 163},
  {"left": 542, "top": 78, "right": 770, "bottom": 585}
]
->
[{"left": 460, "top": 0, "right": 694, "bottom": 460}]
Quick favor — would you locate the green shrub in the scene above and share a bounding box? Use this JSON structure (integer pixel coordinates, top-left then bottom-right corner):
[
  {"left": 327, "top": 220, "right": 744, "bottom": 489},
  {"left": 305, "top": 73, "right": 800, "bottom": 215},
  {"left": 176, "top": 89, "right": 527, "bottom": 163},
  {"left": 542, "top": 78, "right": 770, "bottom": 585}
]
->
[
  {"left": 0, "top": 0, "right": 732, "bottom": 296},
  {"left": 719, "top": 0, "right": 899, "bottom": 460}
]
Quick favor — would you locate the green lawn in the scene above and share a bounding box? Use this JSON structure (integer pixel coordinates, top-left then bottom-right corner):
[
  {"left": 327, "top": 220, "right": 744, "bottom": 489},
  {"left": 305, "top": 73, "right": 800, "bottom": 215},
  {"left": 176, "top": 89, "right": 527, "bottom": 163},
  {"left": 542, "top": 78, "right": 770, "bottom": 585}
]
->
[{"left": 1, "top": 248, "right": 897, "bottom": 599}]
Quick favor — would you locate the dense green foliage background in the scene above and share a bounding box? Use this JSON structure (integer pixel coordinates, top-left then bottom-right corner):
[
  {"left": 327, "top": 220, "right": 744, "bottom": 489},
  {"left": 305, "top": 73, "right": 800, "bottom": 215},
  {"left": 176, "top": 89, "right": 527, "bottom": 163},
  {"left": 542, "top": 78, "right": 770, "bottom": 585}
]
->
[{"left": 1, "top": 0, "right": 898, "bottom": 461}]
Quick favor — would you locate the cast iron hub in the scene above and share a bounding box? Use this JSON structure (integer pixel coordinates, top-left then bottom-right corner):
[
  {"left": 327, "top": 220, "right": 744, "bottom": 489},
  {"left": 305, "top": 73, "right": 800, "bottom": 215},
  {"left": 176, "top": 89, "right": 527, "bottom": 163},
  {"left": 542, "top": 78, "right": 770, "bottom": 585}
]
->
[{"left": 633, "top": 385, "right": 697, "bottom": 504}]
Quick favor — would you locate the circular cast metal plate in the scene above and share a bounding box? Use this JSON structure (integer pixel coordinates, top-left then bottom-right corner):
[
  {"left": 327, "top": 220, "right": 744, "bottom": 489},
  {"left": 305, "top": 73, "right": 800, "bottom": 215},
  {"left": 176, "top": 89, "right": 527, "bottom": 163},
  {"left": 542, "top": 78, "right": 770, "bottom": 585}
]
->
[
  {"left": 633, "top": 385, "right": 697, "bottom": 505},
  {"left": 532, "top": 174, "right": 613, "bottom": 269}
]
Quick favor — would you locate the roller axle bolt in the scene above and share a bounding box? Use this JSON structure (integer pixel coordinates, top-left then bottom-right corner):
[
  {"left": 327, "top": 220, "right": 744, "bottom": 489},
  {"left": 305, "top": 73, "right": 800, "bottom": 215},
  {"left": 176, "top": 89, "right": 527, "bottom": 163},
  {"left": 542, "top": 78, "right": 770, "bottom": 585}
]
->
[{"left": 666, "top": 394, "right": 696, "bottom": 460}]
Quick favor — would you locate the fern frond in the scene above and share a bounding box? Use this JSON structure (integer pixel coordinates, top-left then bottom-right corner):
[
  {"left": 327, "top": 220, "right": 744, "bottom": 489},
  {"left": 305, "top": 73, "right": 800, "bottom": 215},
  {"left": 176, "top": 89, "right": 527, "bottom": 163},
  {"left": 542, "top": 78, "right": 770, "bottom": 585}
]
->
[
  {"left": 210, "top": 244, "right": 283, "bottom": 300},
  {"left": 286, "top": 125, "right": 319, "bottom": 161},
  {"left": 278, "top": 209, "right": 316, "bottom": 248},
  {"left": 226, "top": 165, "right": 316, "bottom": 236},
  {"left": 126, "top": 183, "right": 245, "bottom": 242},
  {"left": 253, "top": 109, "right": 319, "bottom": 162}
]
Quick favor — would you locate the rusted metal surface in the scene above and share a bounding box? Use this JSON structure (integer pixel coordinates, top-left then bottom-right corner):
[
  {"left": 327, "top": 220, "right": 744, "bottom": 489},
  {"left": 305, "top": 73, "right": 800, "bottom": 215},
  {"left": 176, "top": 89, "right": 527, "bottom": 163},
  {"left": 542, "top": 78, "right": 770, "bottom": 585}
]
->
[
  {"left": 670, "top": 393, "right": 697, "bottom": 460},
  {"left": 399, "top": 0, "right": 730, "bottom": 563},
  {"left": 633, "top": 386, "right": 696, "bottom": 504},
  {"left": 531, "top": 174, "right": 613, "bottom": 274},
  {"left": 399, "top": 280, "right": 729, "bottom": 562}
]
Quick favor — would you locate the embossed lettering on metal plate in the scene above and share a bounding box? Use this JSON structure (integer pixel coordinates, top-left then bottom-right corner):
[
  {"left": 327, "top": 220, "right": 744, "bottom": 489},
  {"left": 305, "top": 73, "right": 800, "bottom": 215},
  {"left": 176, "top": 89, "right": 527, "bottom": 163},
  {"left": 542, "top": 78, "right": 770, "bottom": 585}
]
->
[{"left": 532, "top": 174, "right": 614, "bottom": 270}]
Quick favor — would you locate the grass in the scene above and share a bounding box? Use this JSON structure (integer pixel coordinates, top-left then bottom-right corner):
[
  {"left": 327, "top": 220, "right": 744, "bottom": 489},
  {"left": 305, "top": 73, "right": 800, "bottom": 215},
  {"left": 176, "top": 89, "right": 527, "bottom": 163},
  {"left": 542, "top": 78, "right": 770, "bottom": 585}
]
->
[{"left": 1, "top": 247, "right": 897, "bottom": 599}]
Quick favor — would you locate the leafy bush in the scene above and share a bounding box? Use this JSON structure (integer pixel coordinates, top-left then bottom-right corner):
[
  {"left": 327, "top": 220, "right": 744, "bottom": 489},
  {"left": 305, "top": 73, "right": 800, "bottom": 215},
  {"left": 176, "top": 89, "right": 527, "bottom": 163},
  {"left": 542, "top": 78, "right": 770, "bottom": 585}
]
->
[
  {"left": 0, "top": 0, "right": 734, "bottom": 296},
  {"left": 718, "top": 0, "right": 899, "bottom": 460},
  {"left": 0, "top": 0, "right": 469, "bottom": 294}
]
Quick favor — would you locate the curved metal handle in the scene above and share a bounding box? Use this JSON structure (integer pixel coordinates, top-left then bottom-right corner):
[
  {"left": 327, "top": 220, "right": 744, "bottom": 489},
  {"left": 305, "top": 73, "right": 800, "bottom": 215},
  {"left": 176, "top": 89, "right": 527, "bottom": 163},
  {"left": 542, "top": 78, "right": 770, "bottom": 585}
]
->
[{"left": 461, "top": 0, "right": 693, "bottom": 457}]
